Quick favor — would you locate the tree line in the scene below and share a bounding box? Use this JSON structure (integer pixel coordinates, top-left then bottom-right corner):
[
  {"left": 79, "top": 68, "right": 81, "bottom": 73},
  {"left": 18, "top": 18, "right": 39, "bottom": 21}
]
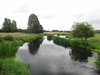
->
[
  {"left": 0, "top": 13, "right": 99, "bottom": 34},
  {"left": 0, "top": 13, "right": 43, "bottom": 33}
]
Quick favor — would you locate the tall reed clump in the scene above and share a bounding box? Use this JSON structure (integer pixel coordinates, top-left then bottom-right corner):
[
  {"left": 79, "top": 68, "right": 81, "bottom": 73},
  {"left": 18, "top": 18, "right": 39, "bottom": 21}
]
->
[
  {"left": 0, "top": 58, "right": 30, "bottom": 75},
  {"left": 0, "top": 41, "right": 23, "bottom": 58},
  {"left": 47, "top": 35, "right": 53, "bottom": 41},
  {"left": 53, "top": 36, "right": 70, "bottom": 48},
  {"left": 53, "top": 36, "right": 96, "bottom": 50}
]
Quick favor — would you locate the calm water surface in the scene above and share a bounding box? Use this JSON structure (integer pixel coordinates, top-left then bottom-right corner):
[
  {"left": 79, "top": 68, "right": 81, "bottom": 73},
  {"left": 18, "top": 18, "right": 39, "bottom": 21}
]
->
[{"left": 16, "top": 36, "right": 98, "bottom": 75}]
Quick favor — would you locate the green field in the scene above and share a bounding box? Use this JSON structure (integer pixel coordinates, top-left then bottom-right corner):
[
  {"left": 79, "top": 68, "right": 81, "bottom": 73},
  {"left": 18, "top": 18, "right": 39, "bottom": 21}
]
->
[{"left": 88, "top": 33, "right": 100, "bottom": 43}]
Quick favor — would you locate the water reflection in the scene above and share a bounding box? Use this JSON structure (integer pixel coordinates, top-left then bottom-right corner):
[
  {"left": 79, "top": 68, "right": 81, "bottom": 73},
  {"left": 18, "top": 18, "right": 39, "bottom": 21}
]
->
[
  {"left": 17, "top": 36, "right": 98, "bottom": 75},
  {"left": 28, "top": 37, "right": 43, "bottom": 54},
  {"left": 70, "top": 47, "right": 93, "bottom": 62},
  {"left": 47, "top": 35, "right": 53, "bottom": 41}
]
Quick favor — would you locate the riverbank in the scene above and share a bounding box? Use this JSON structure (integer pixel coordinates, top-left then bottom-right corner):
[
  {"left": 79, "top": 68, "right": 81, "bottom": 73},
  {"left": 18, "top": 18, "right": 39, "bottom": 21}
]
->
[
  {"left": 53, "top": 35, "right": 100, "bottom": 70},
  {"left": 0, "top": 32, "right": 100, "bottom": 74},
  {"left": 0, "top": 32, "right": 40, "bottom": 75}
]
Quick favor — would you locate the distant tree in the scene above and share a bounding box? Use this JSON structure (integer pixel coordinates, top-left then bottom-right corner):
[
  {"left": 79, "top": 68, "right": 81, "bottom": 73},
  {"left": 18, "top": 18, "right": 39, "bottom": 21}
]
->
[
  {"left": 71, "top": 22, "right": 95, "bottom": 41},
  {"left": 27, "top": 13, "right": 43, "bottom": 33},
  {"left": 11, "top": 20, "right": 17, "bottom": 32},
  {"left": 2, "top": 18, "right": 11, "bottom": 32},
  {"left": 2, "top": 18, "right": 17, "bottom": 32},
  {"left": 52, "top": 30, "right": 59, "bottom": 32},
  {"left": 95, "top": 30, "right": 100, "bottom": 33}
]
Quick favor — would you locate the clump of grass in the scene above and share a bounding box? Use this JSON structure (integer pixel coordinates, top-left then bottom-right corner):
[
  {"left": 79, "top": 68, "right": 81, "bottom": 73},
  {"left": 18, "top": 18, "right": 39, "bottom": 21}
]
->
[
  {"left": 0, "top": 41, "right": 23, "bottom": 58},
  {"left": 0, "top": 58, "right": 30, "bottom": 75},
  {"left": 53, "top": 36, "right": 96, "bottom": 49},
  {"left": 4, "top": 35, "right": 14, "bottom": 41},
  {"left": 0, "top": 36, "right": 3, "bottom": 42},
  {"left": 47, "top": 35, "right": 53, "bottom": 41},
  {"left": 95, "top": 61, "right": 100, "bottom": 67}
]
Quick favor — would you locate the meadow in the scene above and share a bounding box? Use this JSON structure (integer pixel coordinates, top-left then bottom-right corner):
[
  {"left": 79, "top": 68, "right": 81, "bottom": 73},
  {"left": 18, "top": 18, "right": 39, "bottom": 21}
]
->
[{"left": 88, "top": 33, "right": 100, "bottom": 43}]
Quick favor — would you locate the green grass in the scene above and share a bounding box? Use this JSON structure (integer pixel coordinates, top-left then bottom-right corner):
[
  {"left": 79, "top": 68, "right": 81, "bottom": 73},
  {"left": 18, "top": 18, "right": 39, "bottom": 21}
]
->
[
  {"left": 0, "top": 32, "right": 40, "bottom": 75},
  {"left": 53, "top": 36, "right": 96, "bottom": 49},
  {"left": 88, "top": 33, "right": 100, "bottom": 43},
  {"left": 0, "top": 33, "right": 39, "bottom": 58},
  {"left": 0, "top": 41, "right": 23, "bottom": 58},
  {"left": 0, "top": 58, "right": 30, "bottom": 75}
]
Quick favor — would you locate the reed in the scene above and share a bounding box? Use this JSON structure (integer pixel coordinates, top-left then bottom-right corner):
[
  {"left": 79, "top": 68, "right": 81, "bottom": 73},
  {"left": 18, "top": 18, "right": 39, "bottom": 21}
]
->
[
  {"left": 0, "top": 41, "right": 23, "bottom": 58},
  {"left": 0, "top": 58, "right": 30, "bottom": 75},
  {"left": 53, "top": 36, "right": 98, "bottom": 50}
]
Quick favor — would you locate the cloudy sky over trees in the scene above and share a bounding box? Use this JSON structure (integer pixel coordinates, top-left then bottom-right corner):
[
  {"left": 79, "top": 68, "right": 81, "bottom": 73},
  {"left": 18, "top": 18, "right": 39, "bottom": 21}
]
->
[{"left": 0, "top": 0, "right": 100, "bottom": 30}]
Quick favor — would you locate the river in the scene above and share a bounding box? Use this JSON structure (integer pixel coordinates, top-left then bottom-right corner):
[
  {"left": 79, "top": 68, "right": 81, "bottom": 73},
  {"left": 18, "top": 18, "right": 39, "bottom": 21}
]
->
[{"left": 16, "top": 36, "right": 98, "bottom": 75}]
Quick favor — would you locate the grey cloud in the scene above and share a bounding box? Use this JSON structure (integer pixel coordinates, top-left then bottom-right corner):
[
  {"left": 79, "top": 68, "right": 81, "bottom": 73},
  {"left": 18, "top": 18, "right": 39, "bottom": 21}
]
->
[
  {"left": 42, "top": 16, "right": 55, "bottom": 19},
  {"left": 72, "top": 10, "right": 100, "bottom": 30},
  {"left": 14, "top": 4, "right": 33, "bottom": 13}
]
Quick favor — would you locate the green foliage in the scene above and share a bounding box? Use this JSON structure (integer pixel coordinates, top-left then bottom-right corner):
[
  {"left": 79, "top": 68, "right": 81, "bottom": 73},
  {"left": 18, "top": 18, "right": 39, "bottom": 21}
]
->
[
  {"left": 4, "top": 35, "right": 14, "bottom": 41},
  {"left": 53, "top": 36, "right": 96, "bottom": 49},
  {"left": 0, "top": 36, "right": 3, "bottom": 42},
  {"left": 95, "top": 30, "right": 100, "bottom": 33},
  {"left": 95, "top": 61, "right": 100, "bottom": 67},
  {"left": 0, "top": 58, "right": 30, "bottom": 75},
  {"left": 71, "top": 22, "right": 95, "bottom": 41},
  {"left": 0, "top": 34, "right": 39, "bottom": 58},
  {"left": 28, "top": 13, "right": 43, "bottom": 33},
  {"left": 2, "top": 18, "right": 17, "bottom": 32},
  {"left": 47, "top": 35, "right": 53, "bottom": 41},
  {"left": 0, "top": 41, "right": 23, "bottom": 58},
  {"left": 17, "top": 29, "right": 28, "bottom": 33},
  {"left": 53, "top": 37, "right": 70, "bottom": 48},
  {"left": 0, "top": 34, "right": 39, "bottom": 74}
]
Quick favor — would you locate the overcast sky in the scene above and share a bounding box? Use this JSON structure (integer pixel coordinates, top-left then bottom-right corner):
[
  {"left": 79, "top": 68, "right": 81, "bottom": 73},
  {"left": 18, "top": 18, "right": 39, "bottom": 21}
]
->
[{"left": 0, "top": 0, "right": 100, "bottom": 30}]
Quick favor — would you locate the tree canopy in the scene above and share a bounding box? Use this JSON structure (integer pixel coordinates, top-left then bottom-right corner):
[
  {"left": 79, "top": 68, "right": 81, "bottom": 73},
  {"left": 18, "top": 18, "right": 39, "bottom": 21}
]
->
[
  {"left": 27, "top": 13, "right": 43, "bottom": 33},
  {"left": 71, "top": 22, "right": 95, "bottom": 41},
  {"left": 2, "top": 18, "right": 17, "bottom": 32}
]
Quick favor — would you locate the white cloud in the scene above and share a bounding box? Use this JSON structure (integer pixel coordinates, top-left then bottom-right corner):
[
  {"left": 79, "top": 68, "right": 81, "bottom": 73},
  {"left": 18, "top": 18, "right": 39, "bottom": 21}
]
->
[{"left": 0, "top": 0, "right": 100, "bottom": 30}]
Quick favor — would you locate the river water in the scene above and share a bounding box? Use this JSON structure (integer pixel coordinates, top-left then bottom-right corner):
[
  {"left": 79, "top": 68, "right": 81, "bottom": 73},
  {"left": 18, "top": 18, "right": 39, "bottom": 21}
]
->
[{"left": 16, "top": 36, "right": 98, "bottom": 75}]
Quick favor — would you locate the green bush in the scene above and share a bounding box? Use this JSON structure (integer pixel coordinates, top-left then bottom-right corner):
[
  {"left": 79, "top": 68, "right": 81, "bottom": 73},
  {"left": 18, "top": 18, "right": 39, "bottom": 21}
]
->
[
  {"left": 4, "top": 35, "right": 14, "bottom": 41},
  {"left": 0, "top": 36, "right": 3, "bottom": 42}
]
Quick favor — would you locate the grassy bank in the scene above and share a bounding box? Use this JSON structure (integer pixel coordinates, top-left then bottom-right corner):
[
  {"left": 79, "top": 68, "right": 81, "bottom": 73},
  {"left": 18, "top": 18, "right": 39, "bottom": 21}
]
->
[
  {"left": 53, "top": 35, "right": 100, "bottom": 68},
  {"left": 0, "top": 32, "right": 39, "bottom": 75}
]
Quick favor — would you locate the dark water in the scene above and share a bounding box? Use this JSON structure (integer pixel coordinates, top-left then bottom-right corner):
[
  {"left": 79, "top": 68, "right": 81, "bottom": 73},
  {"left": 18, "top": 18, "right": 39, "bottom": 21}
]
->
[{"left": 16, "top": 36, "right": 98, "bottom": 75}]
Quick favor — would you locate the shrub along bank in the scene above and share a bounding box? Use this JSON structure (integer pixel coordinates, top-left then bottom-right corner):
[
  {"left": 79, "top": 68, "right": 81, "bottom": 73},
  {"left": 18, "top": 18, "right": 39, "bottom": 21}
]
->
[
  {"left": 53, "top": 36, "right": 100, "bottom": 68},
  {"left": 0, "top": 33, "right": 39, "bottom": 75}
]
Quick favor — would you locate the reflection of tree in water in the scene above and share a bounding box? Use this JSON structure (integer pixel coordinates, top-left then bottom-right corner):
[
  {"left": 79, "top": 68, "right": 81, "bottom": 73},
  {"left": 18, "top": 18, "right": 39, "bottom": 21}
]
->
[
  {"left": 70, "top": 47, "right": 92, "bottom": 62},
  {"left": 47, "top": 35, "right": 53, "bottom": 41},
  {"left": 28, "top": 37, "right": 43, "bottom": 54}
]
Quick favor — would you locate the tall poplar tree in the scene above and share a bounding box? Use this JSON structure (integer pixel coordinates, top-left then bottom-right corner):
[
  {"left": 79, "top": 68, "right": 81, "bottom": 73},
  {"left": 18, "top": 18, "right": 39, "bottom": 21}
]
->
[{"left": 27, "top": 13, "right": 43, "bottom": 33}]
